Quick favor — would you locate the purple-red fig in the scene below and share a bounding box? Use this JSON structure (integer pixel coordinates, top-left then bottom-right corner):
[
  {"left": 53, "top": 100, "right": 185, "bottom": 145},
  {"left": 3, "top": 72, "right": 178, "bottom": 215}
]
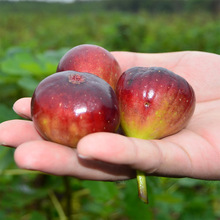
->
[
  {"left": 116, "top": 66, "right": 196, "bottom": 204},
  {"left": 116, "top": 66, "right": 196, "bottom": 140},
  {"left": 31, "top": 71, "right": 120, "bottom": 148},
  {"left": 56, "top": 44, "right": 122, "bottom": 90}
]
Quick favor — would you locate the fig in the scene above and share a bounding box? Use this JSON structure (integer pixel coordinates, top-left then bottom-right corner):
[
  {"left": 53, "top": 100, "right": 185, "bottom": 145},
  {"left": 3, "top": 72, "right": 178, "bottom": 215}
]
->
[
  {"left": 31, "top": 70, "right": 120, "bottom": 148},
  {"left": 116, "top": 66, "right": 196, "bottom": 203},
  {"left": 56, "top": 44, "right": 122, "bottom": 90}
]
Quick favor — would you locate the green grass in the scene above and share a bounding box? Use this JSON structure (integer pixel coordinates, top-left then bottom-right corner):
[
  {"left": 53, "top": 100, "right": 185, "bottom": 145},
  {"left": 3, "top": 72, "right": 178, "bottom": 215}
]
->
[
  {"left": 0, "top": 3, "right": 220, "bottom": 56},
  {"left": 0, "top": 2, "right": 220, "bottom": 220}
]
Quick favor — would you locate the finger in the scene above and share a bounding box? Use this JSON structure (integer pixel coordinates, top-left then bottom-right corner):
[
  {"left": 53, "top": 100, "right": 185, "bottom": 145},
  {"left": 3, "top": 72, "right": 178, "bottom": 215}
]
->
[
  {"left": 14, "top": 140, "right": 134, "bottom": 181},
  {"left": 13, "top": 97, "right": 32, "bottom": 119},
  {"left": 77, "top": 132, "right": 194, "bottom": 178},
  {"left": 78, "top": 131, "right": 220, "bottom": 180},
  {"left": 0, "top": 120, "right": 42, "bottom": 147}
]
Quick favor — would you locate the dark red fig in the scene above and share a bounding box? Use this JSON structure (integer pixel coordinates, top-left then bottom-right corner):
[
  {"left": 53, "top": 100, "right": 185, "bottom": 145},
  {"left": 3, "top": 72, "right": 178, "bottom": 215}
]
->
[
  {"left": 56, "top": 44, "right": 122, "bottom": 90},
  {"left": 31, "top": 71, "right": 120, "bottom": 148}
]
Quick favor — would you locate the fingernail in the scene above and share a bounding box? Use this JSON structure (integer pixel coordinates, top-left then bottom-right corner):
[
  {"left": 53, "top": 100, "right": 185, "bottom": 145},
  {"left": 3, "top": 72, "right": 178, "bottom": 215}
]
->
[
  {"left": 77, "top": 153, "right": 93, "bottom": 160},
  {"left": 12, "top": 105, "right": 30, "bottom": 119},
  {"left": 0, "top": 143, "right": 12, "bottom": 148}
]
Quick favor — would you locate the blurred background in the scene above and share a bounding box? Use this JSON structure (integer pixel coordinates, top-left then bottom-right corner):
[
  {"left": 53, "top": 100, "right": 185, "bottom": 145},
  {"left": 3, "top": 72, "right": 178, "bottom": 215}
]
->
[{"left": 0, "top": 0, "right": 220, "bottom": 219}]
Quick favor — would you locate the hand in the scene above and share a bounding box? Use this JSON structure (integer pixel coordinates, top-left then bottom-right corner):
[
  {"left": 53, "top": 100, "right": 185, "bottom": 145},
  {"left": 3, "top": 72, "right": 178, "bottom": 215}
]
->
[{"left": 0, "top": 51, "right": 220, "bottom": 181}]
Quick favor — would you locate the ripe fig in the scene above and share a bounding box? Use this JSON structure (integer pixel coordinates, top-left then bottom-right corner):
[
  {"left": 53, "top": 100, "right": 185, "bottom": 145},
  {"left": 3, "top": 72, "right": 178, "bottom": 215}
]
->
[
  {"left": 56, "top": 44, "right": 122, "bottom": 90},
  {"left": 31, "top": 71, "right": 120, "bottom": 148},
  {"left": 116, "top": 66, "right": 196, "bottom": 203}
]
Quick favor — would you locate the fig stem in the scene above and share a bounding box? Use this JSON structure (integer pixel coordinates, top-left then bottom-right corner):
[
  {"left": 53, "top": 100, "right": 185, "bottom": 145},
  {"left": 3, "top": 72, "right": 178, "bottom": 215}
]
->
[{"left": 136, "top": 170, "right": 148, "bottom": 204}]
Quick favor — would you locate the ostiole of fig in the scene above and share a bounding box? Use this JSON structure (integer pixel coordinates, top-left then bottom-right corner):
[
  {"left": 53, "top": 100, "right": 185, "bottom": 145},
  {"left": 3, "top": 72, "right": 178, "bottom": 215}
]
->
[{"left": 136, "top": 170, "right": 148, "bottom": 204}]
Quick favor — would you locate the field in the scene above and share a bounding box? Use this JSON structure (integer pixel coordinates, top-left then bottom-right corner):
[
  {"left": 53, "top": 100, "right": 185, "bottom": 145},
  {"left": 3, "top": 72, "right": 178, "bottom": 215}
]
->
[{"left": 0, "top": 1, "right": 220, "bottom": 220}]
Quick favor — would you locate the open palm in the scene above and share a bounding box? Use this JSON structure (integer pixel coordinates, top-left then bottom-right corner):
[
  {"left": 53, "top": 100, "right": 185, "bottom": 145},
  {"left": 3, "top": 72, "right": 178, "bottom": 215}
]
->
[{"left": 0, "top": 51, "right": 220, "bottom": 181}]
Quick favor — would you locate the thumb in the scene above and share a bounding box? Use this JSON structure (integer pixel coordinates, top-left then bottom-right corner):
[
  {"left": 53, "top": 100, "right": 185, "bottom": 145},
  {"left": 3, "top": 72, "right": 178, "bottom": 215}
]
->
[{"left": 77, "top": 132, "right": 192, "bottom": 177}]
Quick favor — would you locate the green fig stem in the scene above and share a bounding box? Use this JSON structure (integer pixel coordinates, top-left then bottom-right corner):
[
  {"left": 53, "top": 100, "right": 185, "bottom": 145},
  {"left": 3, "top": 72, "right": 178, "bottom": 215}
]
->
[{"left": 136, "top": 170, "right": 148, "bottom": 204}]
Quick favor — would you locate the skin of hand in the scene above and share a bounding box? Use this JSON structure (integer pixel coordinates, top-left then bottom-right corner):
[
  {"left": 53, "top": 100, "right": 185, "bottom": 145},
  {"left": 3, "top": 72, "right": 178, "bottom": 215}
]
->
[{"left": 0, "top": 51, "right": 220, "bottom": 181}]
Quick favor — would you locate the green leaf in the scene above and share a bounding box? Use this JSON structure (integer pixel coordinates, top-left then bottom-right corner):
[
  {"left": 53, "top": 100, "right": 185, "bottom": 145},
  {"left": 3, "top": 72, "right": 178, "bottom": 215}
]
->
[
  {"left": 177, "top": 178, "right": 205, "bottom": 187},
  {"left": 1, "top": 50, "right": 41, "bottom": 76},
  {"left": 0, "top": 148, "right": 15, "bottom": 171},
  {"left": 29, "top": 211, "right": 47, "bottom": 220},
  {"left": 82, "top": 180, "right": 118, "bottom": 202},
  {"left": 0, "top": 104, "right": 18, "bottom": 122},
  {"left": 17, "top": 76, "right": 39, "bottom": 94},
  {"left": 1, "top": 47, "right": 63, "bottom": 77},
  {"left": 122, "top": 179, "right": 153, "bottom": 219}
]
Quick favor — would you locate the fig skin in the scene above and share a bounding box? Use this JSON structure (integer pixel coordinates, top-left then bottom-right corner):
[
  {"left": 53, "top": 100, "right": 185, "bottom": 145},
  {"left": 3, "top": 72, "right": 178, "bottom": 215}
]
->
[
  {"left": 56, "top": 44, "right": 122, "bottom": 91},
  {"left": 116, "top": 66, "right": 196, "bottom": 140},
  {"left": 31, "top": 70, "right": 120, "bottom": 148}
]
